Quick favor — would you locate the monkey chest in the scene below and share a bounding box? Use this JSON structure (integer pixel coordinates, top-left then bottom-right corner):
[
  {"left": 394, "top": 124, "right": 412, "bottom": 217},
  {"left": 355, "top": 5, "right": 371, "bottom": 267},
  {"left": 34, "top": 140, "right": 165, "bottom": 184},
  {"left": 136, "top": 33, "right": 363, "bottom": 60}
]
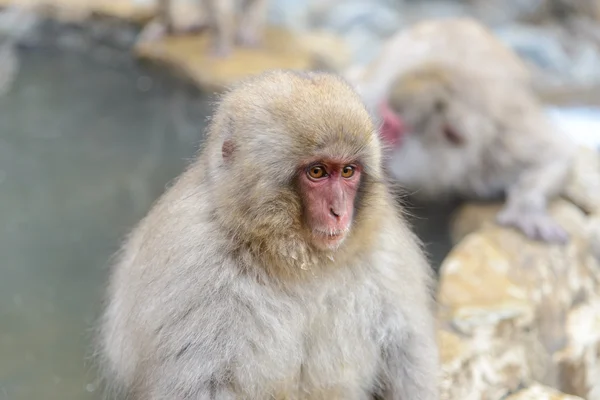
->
[{"left": 245, "top": 293, "right": 381, "bottom": 399}]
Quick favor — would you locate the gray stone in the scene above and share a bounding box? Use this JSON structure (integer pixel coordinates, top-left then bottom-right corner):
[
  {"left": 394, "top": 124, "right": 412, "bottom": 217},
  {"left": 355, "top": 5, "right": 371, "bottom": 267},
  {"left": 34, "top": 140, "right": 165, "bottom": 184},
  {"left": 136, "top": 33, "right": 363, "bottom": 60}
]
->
[
  {"left": 342, "top": 26, "right": 383, "bottom": 66},
  {"left": 268, "top": 0, "right": 312, "bottom": 31},
  {"left": 0, "top": 41, "right": 18, "bottom": 96},
  {"left": 318, "top": 1, "right": 404, "bottom": 37},
  {"left": 495, "top": 24, "right": 600, "bottom": 89},
  {"left": 494, "top": 25, "right": 568, "bottom": 73},
  {"left": 469, "top": 0, "right": 547, "bottom": 25},
  {"left": 402, "top": 0, "right": 472, "bottom": 22}
]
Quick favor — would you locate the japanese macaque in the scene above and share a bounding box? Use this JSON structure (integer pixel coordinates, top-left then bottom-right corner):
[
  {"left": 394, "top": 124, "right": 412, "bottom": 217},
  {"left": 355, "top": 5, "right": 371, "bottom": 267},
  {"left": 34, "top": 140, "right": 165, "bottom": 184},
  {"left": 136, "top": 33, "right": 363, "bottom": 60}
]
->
[
  {"left": 97, "top": 70, "right": 439, "bottom": 400},
  {"left": 345, "top": 18, "right": 532, "bottom": 113},
  {"left": 377, "top": 62, "right": 575, "bottom": 244},
  {"left": 151, "top": 0, "right": 268, "bottom": 57}
]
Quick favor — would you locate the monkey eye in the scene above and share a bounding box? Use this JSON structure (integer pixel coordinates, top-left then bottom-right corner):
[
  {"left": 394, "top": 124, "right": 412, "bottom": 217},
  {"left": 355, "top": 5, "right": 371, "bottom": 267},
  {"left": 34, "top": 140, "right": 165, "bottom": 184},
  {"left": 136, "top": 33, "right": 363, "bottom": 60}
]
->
[
  {"left": 307, "top": 166, "right": 326, "bottom": 179},
  {"left": 341, "top": 165, "right": 355, "bottom": 178}
]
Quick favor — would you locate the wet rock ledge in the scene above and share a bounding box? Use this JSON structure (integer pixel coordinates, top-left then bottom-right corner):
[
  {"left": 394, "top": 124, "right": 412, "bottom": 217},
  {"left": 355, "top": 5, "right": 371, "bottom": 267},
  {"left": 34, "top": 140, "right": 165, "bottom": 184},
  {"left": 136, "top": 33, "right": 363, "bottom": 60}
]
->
[{"left": 440, "top": 145, "right": 600, "bottom": 400}]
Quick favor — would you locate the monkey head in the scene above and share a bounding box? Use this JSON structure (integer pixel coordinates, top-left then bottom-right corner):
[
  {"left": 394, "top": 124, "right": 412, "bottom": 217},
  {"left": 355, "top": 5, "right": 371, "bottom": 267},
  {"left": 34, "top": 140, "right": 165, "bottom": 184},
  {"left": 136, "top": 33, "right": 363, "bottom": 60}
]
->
[
  {"left": 376, "top": 63, "right": 502, "bottom": 199},
  {"left": 204, "top": 70, "right": 387, "bottom": 273},
  {"left": 383, "top": 64, "right": 468, "bottom": 150}
]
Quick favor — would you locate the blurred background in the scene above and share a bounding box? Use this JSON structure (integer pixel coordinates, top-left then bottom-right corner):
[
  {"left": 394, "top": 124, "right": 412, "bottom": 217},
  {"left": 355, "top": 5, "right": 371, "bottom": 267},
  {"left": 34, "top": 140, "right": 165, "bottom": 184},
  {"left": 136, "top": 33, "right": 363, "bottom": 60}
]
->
[{"left": 0, "top": 0, "right": 599, "bottom": 399}]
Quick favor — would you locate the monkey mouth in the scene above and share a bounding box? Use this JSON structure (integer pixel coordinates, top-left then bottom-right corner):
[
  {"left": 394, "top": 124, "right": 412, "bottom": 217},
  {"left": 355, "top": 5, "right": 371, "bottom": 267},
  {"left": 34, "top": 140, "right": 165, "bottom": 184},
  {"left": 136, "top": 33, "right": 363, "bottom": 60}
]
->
[{"left": 312, "top": 228, "right": 349, "bottom": 242}]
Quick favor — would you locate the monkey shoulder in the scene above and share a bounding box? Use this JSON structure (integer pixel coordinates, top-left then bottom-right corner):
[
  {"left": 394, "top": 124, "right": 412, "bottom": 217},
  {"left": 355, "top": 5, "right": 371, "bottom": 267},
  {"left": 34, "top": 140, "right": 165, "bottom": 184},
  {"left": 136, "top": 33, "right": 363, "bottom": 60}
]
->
[{"left": 363, "top": 217, "right": 434, "bottom": 313}]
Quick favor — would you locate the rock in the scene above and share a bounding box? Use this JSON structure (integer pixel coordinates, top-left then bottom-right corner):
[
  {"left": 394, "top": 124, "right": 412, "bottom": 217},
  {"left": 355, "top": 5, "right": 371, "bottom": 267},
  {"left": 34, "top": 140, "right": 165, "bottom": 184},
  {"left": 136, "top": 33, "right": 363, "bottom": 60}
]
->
[
  {"left": 494, "top": 24, "right": 600, "bottom": 92},
  {"left": 437, "top": 321, "right": 537, "bottom": 400},
  {"left": 450, "top": 199, "right": 589, "bottom": 244},
  {"left": 153, "top": 0, "right": 208, "bottom": 33},
  {"left": 321, "top": 1, "right": 403, "bottom": 37},
  {"left": 437, "top": 233, "right": 547, "bottom": 387},
  {"left": 339, "top": 25, "right": 383, "bottom": 67},
  {"left": 550, "top": 0, "right": 600, "bottom": 21},
  {"left": 506, "top": 383, "right": 584, "bottom": 399},
  {"left": 442, "top": 200, "right": 600, "bottom": 386},
  {"left": 0, "top": 0, "right": 155, "bottom": 23},
  {"left": 555, "top": 299, "right": 600, "bottom": 399},
  {"left": 438, "top": 234, "right": 530, "bottom": 318},
  {"left": 0, "top": 5, "right": 40, "bottom": 39},
  {"left": 134, "top": 26, "right": 314, "bottom": 93},
  {"left": 401, "top": 0, "right": 473, "bottom": 23},
  {"left": 590, "top": 215, "right": 600, "bottom": 261},
  {"left": 467, "top": 0, "right": 548, "bottom": 25},
  {"left": 296, "top": 30, "right": 351, "bottom": 72},
  {"left": 449, "top": 202, "right": 501, "bottom": 245},
  {"left": 268, "top": 0, "right": 314, "bottom": 32},
  {"left": 564, "top": 146, "right": 600, "bottom": 215}
]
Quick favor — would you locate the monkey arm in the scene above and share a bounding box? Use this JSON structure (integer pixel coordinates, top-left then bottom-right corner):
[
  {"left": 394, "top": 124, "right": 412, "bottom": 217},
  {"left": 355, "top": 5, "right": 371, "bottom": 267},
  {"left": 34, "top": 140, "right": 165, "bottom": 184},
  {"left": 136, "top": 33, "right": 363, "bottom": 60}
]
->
[
  {"left": 496, "top": 156, "right": 572, "bottom": 243},
  {"left": 374, "top": 222, "right": 439, "bottom": 400},
  {"left": 377, "top": 304, "right": 439, "bottom": 400}
]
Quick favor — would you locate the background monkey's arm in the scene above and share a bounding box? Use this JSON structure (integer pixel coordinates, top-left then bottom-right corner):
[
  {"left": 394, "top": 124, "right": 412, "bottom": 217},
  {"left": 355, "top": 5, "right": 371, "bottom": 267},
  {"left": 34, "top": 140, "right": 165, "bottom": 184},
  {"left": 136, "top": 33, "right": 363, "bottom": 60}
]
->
[{"left": 496, "top": 157, "right": 572, "bottom": 243}]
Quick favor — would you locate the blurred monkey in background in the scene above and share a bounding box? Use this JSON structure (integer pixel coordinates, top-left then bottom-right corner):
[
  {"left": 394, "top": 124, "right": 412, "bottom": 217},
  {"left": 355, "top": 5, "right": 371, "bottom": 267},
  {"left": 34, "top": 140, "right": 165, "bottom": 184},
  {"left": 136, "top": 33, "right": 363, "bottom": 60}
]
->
[{"left": 377, "top": 62, "right": 575, "bottom": 244}]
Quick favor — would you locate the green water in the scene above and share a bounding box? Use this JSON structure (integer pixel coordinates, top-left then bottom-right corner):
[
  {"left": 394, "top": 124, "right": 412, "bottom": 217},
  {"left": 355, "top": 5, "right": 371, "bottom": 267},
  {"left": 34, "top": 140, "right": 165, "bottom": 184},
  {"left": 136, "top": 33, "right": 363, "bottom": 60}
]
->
[{"left": 0, "top": 47, "right": 212, "bottom": 400}]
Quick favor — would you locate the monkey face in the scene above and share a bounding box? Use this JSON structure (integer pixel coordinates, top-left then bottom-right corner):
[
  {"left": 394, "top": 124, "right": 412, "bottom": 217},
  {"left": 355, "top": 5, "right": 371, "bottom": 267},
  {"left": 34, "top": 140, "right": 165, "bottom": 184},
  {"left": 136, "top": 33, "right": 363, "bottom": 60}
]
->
[
  {"left": 297, "top": 160, "right": 362, "bottom": 251},
  {"left": 389, "top": 94, "right": 465, "bottom": 150}
]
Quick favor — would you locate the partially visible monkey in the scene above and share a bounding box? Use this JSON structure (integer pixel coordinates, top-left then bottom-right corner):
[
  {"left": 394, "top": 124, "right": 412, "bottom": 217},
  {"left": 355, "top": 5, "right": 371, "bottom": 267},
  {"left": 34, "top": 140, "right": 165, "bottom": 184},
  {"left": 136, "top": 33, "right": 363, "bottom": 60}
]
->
[
  {"left": 345, "top": 18, "right": 532, "bottom": 114},
  {"left": 151, "top": 0, "right": 268, "bottom": 57},
  {"left": 97, "top": 70, "right": 439, "bottom": 399},
  {"left": 377, "top": 62, "right": 575, "bottom": 244}
]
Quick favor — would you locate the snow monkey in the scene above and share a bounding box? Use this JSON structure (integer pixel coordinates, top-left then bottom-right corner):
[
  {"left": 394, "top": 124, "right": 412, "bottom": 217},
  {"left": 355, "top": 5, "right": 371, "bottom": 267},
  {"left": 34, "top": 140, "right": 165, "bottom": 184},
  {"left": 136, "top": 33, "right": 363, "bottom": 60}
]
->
[
  {"left": 379, "top": 62, "right": 575, "bottom": 244},
  {"left": 97, "top": 70, "right": 439, "bottom": 400}
]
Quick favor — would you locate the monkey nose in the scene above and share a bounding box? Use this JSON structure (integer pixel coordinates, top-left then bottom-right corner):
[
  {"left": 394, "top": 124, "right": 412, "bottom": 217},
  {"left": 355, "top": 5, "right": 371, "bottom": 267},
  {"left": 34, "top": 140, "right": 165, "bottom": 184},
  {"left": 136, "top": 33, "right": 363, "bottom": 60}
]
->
[{"left": 330, "top": 207, "right": 344, "bottom": 219}]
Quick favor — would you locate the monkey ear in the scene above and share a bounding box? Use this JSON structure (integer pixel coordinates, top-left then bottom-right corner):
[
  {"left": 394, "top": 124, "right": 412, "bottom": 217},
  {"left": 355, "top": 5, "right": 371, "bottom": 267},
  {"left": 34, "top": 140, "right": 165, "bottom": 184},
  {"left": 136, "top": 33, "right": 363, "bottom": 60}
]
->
[
  {"left": 220, "top": 115, "right": 236, "bottom": 162},
  {"left": 222, "top": 139, "right": 235, "bottom": 161},
  {"left": 378, "top": 101, "right": 405, "bottom": 147},
  {"left": 442, "top": 124, "right": 464, "bottom": 146}
]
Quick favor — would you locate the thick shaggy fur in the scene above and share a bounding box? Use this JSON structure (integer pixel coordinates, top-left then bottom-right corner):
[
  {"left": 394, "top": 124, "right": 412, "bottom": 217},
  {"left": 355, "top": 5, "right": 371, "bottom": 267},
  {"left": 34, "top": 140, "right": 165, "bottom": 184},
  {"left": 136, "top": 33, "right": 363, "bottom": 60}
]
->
[
  {"left": 97, "top": 70, "right": 439, "bottom": 400},
  {"left": 386, "top": 63, "right": 575, "bottom": 243}
]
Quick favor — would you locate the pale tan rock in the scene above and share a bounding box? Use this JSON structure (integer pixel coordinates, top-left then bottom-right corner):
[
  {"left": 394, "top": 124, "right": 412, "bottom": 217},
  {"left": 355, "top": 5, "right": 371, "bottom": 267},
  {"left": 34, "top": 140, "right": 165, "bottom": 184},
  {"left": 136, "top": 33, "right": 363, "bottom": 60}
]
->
[
  {"left": 437, "top": 323, "right": 535, "bottom": 400},
  {"left": 564, "top": 146, "right": 600, "bottom": 215},
  {"left": 0, "top": 0, "right": 154, "bottom": 22},
  {"left": 440, "top": 199, "right": 600, "bottom": 387},
  {"left": 450, "top": 199, "right": 589, "bottom": 245},
  {"left": 159, "top": 0, "right": 206, "bottom": 32},
  {"left": 438, "top": 233, "right": 547, "bottom": 387},
  {"left": 134, "top": 26, "right": 314, "bottom": 93},
  {"left": 555, "top": 299, "right": 600, "bottom": 399},
  {"left": 506, "top": 383, "right": 584, "bottom": 400},
  {"left": 438, "top": 328, "right": 470, "bottom": 367},
  {"left": 438, "top": 233, "right": 529, "bottom": 317},
  {"left": 296, "top": 30, "right": 351, "bottom": 73},
  {"left": 449, "top": 202, "right": 501, "bottom": 245}
]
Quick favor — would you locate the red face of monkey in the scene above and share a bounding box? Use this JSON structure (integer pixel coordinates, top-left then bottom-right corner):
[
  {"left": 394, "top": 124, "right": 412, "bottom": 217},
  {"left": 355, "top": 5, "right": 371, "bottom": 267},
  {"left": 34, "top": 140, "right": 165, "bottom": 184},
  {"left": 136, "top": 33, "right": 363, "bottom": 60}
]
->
[{"left": 298, "top": 160, "right": 362, "bottom": 250}]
